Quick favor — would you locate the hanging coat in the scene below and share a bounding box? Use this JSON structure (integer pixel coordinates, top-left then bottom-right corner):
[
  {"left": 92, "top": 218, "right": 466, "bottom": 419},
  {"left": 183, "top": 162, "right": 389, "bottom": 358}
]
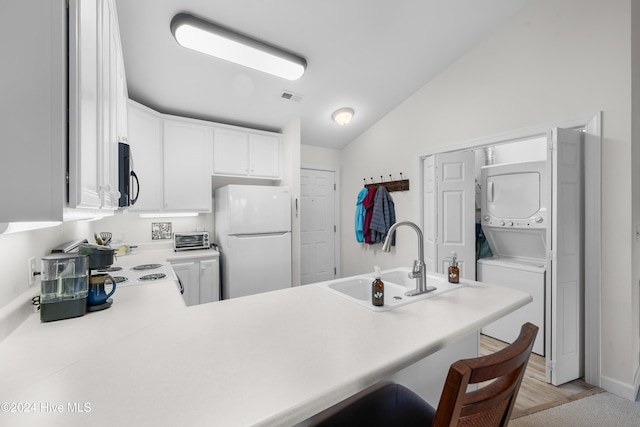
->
[
  {"left": 369, "top": 186, "right": 396, "bottom": 245},
  {"left": 363, "top": 186, "right": 377, "bottom": 244},
  {"left": 355, "top": 187, "right": 369, "bottom": 242}
]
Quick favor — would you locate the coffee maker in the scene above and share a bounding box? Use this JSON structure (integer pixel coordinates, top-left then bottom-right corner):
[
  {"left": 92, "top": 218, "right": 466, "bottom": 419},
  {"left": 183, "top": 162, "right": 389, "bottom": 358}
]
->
[{"left": 40, "top": 253, "right": 89, "bottom": 322}]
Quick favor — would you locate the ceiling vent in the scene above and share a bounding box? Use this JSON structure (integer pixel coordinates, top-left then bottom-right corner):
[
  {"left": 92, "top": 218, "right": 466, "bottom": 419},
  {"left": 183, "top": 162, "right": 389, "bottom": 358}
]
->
[{"left": 280, "top": 91, "right": 303, "bottom": 102}]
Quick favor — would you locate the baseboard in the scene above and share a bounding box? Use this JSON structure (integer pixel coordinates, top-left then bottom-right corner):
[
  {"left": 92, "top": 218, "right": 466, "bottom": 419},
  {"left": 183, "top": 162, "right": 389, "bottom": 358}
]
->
[{"left": 600, "top": 372, "right": 639, "bottom": 401}]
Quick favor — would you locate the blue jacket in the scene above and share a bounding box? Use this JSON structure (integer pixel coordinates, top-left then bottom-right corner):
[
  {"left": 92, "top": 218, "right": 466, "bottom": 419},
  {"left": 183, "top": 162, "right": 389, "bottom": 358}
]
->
[{"left": 355, "top": 188, "right": 369, "bottom": 242}]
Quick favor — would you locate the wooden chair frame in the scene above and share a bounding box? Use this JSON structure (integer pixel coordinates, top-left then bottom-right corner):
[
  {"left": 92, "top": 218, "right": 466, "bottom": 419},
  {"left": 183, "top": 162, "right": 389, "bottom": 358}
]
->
[{"left": 433, "top": 322, "right": 539, "bottom": 426}]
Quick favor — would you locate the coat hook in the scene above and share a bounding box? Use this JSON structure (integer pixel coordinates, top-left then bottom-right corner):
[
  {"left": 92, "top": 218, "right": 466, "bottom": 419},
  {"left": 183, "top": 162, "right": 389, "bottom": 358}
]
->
[
  {"left": 400, "top": 172, "right": 404, "bottom": 180},
  {"left": 371, "top": 177, "right": 374, "bottom": 183},
  {"left": 389, "top": 174, "right": 393, "bottom": 181},
  {"left": 380, "top": 175, "right": 384, "bottom": 183}
]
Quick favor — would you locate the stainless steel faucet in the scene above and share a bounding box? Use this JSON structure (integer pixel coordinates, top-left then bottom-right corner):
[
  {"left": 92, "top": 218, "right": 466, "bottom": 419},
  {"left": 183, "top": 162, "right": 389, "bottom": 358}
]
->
[{"left": 382, "top": 221, "right": 436, "bottom": 296}]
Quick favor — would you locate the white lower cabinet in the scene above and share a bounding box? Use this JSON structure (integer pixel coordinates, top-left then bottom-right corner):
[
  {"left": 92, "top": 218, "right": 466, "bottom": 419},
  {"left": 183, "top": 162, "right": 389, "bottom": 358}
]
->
[{"left": 170, "top": 257, "right": 220, "bottom": 307}]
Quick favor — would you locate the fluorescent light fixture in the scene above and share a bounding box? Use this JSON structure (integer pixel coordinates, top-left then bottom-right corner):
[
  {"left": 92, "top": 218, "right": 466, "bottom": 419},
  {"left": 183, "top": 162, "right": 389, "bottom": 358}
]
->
[
  {"left": 332, "top": 108, "right": 354, "bottom": 126},
  {"left": 139, "top": 213, "right": 199, "bottom": 219},
  {"left": 171, "top": 13, "right": 306, "bottom": 81}
]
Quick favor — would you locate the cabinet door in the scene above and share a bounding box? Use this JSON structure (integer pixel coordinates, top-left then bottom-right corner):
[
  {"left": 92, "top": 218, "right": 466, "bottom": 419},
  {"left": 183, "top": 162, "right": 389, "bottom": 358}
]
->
[
  {"left": 199, "top": 258, "right": 220, "bottom": 304},
  {"left": 113, "top": 0, "right": 128, "bottom": 144},
  {"left": 249, "top": 133, "right": 281, "bottom": 179},
  {"left": 68, "top": 0, "right": 102, "bottom": 210},
  {"left": 101, "top": 0, "right": 119, "bottom": 209},
  {"left": 213, "top": 128, "right": 249, "bottom": 176},
  {"left": 69, "top": 0, "right": 122, "bottom": 211},
  {"left": 163, "top": 120, "right": 213, "bottom": 212},
  {"left": 127, "top": 102, "right": 163, "bottom": 211},
  {"left": 0, "top": 0, "right": 66, "bottom": 221},
  {"left": 171, "top": 261, "right": 199, "bottom": 306}
]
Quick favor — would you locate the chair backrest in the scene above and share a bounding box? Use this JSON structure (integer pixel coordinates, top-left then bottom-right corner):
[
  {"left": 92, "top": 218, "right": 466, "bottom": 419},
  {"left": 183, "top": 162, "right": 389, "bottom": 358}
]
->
[{"left": 433, "top": 322, "right": 538, "bottom": 427}]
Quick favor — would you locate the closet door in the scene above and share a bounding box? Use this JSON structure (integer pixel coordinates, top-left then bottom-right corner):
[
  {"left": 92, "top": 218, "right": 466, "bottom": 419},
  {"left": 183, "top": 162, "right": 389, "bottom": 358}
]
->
[
  {"left": 546, "top": 127, "right": 583, "bottom": 385},
  {"left": 435, "top": 151, "right": 475, "bottom": 279},
  {"left": 423, "top": 156, "right": 437, "bottom": 273}
]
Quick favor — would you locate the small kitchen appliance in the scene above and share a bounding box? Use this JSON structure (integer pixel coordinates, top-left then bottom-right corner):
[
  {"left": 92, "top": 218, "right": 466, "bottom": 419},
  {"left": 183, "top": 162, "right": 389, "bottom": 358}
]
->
[
  {"left": 79, "top": 244, "right": 117, "bottom": 311},
  {"left": 118, "top": 142, "right": 140, "bottom": 207},
  {"left": 174, "top": 231, "right": 210, "bottom": 251},
  {"left": 40, "top": 253, "right": 89, "bottom": 322}
]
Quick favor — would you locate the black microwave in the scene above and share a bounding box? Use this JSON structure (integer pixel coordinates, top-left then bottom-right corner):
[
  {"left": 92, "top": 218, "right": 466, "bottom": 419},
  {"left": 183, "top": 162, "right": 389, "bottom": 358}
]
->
[{"left": 118, "top": 142, "right": 140, "bottom": 207}]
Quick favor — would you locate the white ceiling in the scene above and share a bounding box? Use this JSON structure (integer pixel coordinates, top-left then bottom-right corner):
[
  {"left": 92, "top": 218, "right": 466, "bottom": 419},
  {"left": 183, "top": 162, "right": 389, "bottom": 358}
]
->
[{"left": 115, "top": 0, "right": 530, "bottom": 149}]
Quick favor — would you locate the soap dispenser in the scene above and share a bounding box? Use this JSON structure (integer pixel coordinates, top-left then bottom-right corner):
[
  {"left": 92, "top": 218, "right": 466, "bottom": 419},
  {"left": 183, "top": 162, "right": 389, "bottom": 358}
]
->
[
  {"left": 448, "top": 252, "right": 459, "bottom": 284},
  {"left": 372, "top": 266, "right": 384, "bottom": 306}
]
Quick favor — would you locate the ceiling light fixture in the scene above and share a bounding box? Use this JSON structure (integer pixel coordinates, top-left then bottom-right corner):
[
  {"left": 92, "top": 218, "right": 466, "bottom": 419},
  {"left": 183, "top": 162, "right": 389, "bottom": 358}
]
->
[
  {"left": 170, "top": 13, "right": 306, "bottom": 81},
  {"left": 332, "top": 108, "right": 354, "bottom": 126}
]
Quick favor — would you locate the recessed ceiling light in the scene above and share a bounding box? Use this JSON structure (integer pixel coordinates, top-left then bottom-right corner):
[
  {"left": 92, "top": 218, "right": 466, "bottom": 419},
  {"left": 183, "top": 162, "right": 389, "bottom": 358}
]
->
[
  {"left": 171, "top": 13, "right": 306, "bottom": 81},
  {"left": 332, "top": 108, "right": 354, "bottom": 126}
]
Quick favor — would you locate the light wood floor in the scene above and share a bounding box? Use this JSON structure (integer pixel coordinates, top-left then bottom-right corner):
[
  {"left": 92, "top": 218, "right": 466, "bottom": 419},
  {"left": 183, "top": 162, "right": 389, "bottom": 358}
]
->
[{"left": 480, "top": 334, "right": 602, "bottom": 419}]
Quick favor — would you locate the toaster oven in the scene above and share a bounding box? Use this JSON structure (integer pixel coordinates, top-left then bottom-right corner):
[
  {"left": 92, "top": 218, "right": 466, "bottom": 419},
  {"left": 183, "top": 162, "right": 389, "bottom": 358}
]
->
[{"left": 174, "top": 232, "right": 210, "bottom": 251}]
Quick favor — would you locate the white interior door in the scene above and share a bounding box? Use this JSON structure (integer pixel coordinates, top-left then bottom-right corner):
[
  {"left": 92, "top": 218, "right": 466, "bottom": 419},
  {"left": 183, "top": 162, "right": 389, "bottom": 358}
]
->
[
  {"left": 300, "top": 169, "right": 336, "bottom": 284},
  {"left": 435, "top": 151, "right": 476, "bottom": 279},
  {"left": 423, "top": 156, "right": 437, "bottom": 272},
  {"left": 546, "top": 127, "right": 584, "bottom": 385}
]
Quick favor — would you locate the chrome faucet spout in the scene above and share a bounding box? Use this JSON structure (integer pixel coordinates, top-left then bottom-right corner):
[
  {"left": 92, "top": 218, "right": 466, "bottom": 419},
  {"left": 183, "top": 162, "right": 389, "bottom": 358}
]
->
[{"left": 381, "top": 221, "right": 436, "bottom": 296}]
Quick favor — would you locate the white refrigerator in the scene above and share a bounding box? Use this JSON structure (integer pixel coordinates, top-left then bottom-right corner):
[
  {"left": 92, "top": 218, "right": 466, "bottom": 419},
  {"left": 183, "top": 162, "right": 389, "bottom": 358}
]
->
[{"left": 214, "top": 185, "right": 292, "bottom": 299}]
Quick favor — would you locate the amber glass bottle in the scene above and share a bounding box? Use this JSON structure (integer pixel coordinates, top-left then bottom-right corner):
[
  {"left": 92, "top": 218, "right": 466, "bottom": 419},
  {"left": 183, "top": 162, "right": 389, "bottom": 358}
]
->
[
  {"left": 372, "top": 266, "right": 384, "bottom": 306},
  {"left": 448, "top": 253, "right": 459, "bottom": 284}
]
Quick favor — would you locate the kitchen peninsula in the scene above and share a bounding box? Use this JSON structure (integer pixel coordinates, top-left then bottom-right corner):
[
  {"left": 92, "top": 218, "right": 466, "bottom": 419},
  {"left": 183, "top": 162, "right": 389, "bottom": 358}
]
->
[{"left": 0, "top": 258, "right": 531, "bottom": 427}]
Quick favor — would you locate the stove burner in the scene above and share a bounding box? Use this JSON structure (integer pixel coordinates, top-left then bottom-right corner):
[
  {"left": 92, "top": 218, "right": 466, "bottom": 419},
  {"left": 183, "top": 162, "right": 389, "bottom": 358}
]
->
[
  {"left": 138, "top": 273, "right": 167, "bottom": 281},
  {"left": 113, "top": 276, "right": 128, "bottom": 283},
  {"left": 133, "top": 263, "right": 162, "bottom": 271},
  {"left": 98, "top": 266, "right": 122, "bottom": 273}
]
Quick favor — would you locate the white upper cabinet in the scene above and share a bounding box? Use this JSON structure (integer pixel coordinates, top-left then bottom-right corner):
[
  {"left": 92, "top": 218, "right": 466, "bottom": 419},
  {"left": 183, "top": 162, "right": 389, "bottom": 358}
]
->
[
  {"left": 249, "top": 133, "right": 281, "bottom": 178},
  {"left": 68, "top": 0, "right": 125, "bottom": 212},
  {"left": 213, "top": 128, "right": 282, "bottom": 179},
  {"left": 212, "top": 129, "right": 249, "bottom": 176},
  {"left": 163, "top": 118, "right": 213, "bottom": 212},
  {"left": 0, "top": 0, "right": 125, "bottom": 222},
  {"left": 0, "top": 0, "right": 66, "bottom": 222},
  {"left": 127, "top": 100, "right": 282, "bottom": 214},
  {"left": 68, "top": 0, "right": 101, "bottom": 210},
  {"left": 126, "top": 101, "right": 163, "bottom": 212},
  {"left": 127, "top": 101, "right": 213, "bottom": 213}
]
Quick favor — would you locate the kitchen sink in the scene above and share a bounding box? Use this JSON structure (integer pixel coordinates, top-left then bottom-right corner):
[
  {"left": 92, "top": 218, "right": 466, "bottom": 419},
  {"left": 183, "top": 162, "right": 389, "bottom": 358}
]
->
[{"left": 315, "top": 267, "right": 464, "bottom": 312}]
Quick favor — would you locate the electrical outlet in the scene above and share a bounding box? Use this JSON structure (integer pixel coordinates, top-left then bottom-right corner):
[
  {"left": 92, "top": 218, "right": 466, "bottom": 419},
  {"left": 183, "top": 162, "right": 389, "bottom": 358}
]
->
[{"left": 27, "top": 257, "right": 37, "bottom": 287}]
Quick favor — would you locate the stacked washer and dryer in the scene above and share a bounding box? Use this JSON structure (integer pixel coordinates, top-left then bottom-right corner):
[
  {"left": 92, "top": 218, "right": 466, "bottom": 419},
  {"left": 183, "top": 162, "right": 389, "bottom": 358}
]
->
[{"left": 478, "top": 160, "right": 547, "bottom": 356}]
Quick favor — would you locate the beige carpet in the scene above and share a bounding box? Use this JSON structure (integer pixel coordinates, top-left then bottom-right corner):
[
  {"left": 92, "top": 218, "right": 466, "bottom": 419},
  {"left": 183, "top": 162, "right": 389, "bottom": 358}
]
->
[{"left": 510, "top": 391, "right": 640, "bottom": 427}]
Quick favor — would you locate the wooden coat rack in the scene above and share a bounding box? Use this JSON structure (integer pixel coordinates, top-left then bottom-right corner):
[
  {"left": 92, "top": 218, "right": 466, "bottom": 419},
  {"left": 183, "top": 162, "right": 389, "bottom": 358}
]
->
[{"left": 364, "top": 174, "right": 410, "bottom": 192}]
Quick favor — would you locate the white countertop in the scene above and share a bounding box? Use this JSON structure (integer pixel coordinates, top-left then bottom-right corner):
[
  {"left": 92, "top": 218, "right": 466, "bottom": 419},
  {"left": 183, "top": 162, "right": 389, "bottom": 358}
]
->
[{"left": 0, "top": 263, "right": 530, "bottom": 427}]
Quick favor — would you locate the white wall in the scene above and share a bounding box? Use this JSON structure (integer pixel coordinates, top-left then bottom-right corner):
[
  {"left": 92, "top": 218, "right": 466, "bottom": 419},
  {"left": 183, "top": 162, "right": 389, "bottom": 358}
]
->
[
  {"left": 89, "top": 213, "right": 213, "bottom": 245},
  {"left": 301, "top": 144, "right": 342, "bottom": 168},
  {"left": 340, "top": 0, "right": 636, "bottom": 397},
  {"left": 0, "top": 221, "right": 90, "bottom": 311}
]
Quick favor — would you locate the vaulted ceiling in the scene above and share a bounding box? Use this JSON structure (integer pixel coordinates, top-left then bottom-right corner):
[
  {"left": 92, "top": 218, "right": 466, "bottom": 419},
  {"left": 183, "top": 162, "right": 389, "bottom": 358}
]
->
[{"left": 116, "top": 0, "right": 530, "bottom": 149}]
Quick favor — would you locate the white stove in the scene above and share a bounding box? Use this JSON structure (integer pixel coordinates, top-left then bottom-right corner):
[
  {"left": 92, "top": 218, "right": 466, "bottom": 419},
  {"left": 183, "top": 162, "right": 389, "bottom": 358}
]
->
[{"left": 96, "top": 263, "right": 177, "bottom": 287}]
